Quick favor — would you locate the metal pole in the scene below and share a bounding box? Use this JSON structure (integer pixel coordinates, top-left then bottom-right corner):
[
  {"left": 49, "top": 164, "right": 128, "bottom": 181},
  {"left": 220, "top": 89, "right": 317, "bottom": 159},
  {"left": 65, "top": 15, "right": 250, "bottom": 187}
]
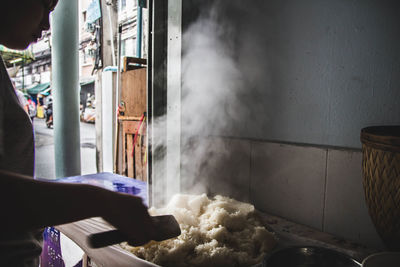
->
[
  {"left": 166, "top": 0, "right": 182, "bottom": 203},
  {"left": 113, "top": 24, "right": 122, "bottom": 173},
  {"left": 136, "top": 5, "right": 143, "bottom": 58},
  {"left": 116, "top": 24, "right": 122, "bottom": 107},
  {"left": 147, "top": 0, "right": 153, "bottom": 206},
  {"left": 106, "top": 4, "right": 116, "bottom": 66},
  {"left": 51, "top": 0, "right": 81, "bottom": 178}
]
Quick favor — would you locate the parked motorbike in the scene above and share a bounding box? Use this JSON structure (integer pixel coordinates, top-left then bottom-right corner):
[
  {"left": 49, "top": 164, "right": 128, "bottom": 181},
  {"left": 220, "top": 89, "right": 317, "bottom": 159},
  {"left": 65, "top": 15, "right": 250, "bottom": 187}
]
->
[{"left": 43, "top": 99, "right": 53, "bottom": 129}]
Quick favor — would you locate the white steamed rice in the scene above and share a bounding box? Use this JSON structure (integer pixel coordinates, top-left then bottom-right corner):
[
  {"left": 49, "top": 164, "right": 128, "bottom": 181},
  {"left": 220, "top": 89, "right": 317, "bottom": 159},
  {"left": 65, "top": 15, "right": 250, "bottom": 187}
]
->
[{"left": 122, "top": 194, "right": 276, "bottom": 267}]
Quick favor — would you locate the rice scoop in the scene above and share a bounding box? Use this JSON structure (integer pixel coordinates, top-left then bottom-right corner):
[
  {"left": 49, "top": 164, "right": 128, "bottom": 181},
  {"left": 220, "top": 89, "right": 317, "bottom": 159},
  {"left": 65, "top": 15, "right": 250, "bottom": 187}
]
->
[{"left": 122, "top": 194, "right": 277, "bottom": 267}]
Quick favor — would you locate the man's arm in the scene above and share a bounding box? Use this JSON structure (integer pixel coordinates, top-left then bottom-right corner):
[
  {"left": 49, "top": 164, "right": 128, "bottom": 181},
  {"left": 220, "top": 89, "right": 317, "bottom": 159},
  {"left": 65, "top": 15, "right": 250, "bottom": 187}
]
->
[{"left": 0, "top": 170, "right": 155, "bottom": 244}]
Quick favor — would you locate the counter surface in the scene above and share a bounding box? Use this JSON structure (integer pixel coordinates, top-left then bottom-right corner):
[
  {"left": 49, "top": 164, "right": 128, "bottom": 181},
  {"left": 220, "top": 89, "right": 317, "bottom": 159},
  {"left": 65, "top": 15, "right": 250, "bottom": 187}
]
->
[{"left": 51, "top": 173, "right": 379, "bottom": 266}]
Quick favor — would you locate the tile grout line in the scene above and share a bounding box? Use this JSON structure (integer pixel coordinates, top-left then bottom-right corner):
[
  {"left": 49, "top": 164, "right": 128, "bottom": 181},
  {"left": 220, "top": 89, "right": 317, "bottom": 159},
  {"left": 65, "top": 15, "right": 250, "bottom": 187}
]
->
[
  {"left": 322, "top": 149, "right": 329, "bottom": 232},
  {"left": 249, "top": 141, "right": 253, "bottom": 204}
]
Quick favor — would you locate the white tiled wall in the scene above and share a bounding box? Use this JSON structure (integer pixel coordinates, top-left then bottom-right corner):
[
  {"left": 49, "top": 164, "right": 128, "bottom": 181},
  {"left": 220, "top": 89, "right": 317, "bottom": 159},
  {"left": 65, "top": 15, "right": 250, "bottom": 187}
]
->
[
  {"left": 181, "top": 136, "right": 385, "bottom": 249},
  {"left": 324, "top": 149, "right": 385, "bottom": 249},
  {"left": 250, "top": 142, "right": 326, "bottom": 230}
]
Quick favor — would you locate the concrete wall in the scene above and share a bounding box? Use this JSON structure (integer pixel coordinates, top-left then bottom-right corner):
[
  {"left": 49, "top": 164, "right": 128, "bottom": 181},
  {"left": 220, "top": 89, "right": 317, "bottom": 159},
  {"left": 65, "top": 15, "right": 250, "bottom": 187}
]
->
[
  {"left": 181, "top": 0, "right": 400, "bottom": 149},
  {"left": 176, "top": 0, "right": 400, "bottom": 249}
]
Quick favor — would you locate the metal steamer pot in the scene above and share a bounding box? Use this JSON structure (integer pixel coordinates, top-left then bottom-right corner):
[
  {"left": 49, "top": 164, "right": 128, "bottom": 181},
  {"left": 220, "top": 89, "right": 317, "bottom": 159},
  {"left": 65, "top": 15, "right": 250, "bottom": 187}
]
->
[{"left": 262, "top": 246, "right": 361, "bottom": 267}]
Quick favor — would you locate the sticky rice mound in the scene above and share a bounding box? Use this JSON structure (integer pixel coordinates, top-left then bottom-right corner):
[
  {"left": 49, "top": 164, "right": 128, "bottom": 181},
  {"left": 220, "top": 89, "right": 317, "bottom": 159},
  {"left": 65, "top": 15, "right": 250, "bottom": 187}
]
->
[{"left": 122, "top": 194, "right": 276, "bottom": 267}]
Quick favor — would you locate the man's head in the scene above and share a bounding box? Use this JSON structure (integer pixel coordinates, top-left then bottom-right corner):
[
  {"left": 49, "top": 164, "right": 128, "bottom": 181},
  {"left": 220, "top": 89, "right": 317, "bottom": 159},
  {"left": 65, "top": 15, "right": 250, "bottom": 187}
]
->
[{"left": 0, "top": 0, "right": 59, "bottom": 50}]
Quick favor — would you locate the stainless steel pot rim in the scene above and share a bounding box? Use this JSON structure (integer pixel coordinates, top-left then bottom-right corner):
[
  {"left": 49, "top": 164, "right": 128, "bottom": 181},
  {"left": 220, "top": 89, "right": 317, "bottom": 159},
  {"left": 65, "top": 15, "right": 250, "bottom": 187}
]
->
[{"left": 263, "top": 246, "right": 361, "bottom": 267}]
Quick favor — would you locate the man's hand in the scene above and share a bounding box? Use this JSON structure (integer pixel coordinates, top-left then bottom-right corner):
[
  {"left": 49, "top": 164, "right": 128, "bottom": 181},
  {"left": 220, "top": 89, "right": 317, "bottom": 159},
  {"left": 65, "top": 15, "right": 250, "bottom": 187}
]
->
[{"left": 101, "top": 191, "right": 156, "bottom": 246}]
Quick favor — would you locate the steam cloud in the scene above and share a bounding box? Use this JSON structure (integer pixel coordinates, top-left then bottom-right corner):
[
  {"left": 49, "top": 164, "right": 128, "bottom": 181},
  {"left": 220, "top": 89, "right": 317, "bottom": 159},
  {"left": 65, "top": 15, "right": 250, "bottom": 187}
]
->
[{"left": 151, "top": 1, "right": 270, "bottom": 206}]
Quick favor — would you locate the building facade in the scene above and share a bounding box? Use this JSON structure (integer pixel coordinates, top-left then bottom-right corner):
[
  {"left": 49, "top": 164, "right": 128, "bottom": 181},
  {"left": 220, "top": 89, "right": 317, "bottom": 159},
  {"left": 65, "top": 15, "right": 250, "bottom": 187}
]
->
[
  {"left": 9, "top": 0, "right": 145, "bottom": 106},
  {"left": 119, "top": 0, "right": 148, "bottom": 60}
]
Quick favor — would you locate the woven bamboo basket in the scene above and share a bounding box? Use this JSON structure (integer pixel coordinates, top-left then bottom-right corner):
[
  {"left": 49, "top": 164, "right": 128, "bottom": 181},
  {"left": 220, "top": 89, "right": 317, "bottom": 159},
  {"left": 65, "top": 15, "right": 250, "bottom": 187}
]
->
[{"left": 361, "top": 126, "right": 400, "bottom": 251}]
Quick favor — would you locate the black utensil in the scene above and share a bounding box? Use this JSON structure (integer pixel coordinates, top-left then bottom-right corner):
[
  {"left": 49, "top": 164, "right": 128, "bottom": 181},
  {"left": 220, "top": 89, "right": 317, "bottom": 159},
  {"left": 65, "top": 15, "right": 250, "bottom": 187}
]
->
[{"left": 88, "top": 215, "right": 181, "bottom": 248}]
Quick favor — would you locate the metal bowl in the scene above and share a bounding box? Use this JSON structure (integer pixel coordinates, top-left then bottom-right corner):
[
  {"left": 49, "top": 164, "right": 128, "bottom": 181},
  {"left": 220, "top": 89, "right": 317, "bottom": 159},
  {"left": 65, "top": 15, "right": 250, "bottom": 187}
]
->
[
  {"left": 264, "top": 246, "right": 361, "bottom": 267},
  {"left": 362, "top": 252, "right": 400, "bottom": 267}
]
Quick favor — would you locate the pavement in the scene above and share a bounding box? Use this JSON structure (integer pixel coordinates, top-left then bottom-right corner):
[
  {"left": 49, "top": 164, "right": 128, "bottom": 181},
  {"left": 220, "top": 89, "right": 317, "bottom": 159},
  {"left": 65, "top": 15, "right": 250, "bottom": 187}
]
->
[
  {"left": 33, "top": 118, "right": 98, "bottom": 264},
  {"left": 34, "top": 118, "right": 97, "bottom": 179}
]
